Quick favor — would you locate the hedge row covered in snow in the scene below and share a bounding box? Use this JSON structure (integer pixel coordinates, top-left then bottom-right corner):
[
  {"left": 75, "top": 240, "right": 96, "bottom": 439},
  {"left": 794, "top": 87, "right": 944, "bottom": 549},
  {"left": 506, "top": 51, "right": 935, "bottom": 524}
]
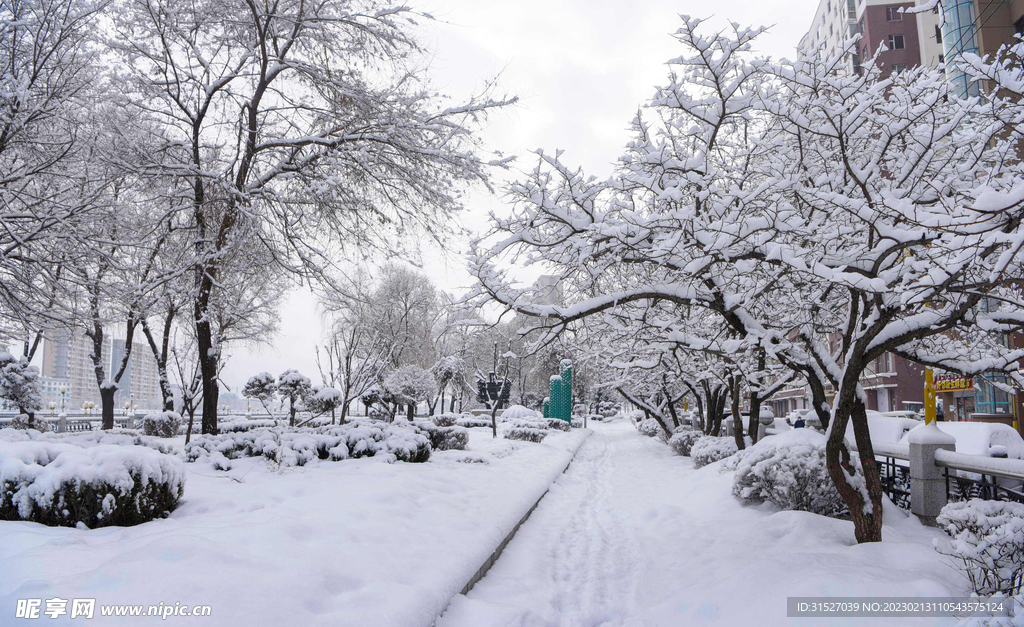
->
[
  {"left": 185, "top": 422, "right": 433, "bottom": 467},
  {"left": 1, "top": 428, "right": 177, "bottom": 455},
  {"left": 218, "top": 419, "right": 280, "bottom": 433},
  {"left": 410, "top": 421, "right": 469, "bottom": 451},
  {"left": 504, "top": 427, "right": 547, "bottom": 443},
  {"left": 0, "top": 439, "right": 184, "bottom": 527}
]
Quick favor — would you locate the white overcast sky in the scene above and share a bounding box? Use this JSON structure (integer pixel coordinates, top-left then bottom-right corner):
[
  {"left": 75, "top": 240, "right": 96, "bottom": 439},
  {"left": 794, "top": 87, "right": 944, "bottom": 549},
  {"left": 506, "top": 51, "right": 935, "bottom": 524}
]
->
[{"left": 222, "top": 0, "right": 819, "bottom": 391}]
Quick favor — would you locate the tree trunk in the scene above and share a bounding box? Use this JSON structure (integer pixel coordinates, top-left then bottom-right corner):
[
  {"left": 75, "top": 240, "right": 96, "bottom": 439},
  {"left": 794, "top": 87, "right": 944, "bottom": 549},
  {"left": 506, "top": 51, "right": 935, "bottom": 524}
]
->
[
  {"left": 747, "top": 391, "right": 762, "bottom": 444},
  {"left": 339, "top": 401, "right": 348, "bottom": 425},
  {"left": 289, "top": 397, "right": 297, "bottom": 427},
  {"left": 406, "top": 403, "right": 414, "bottom": 422},
  {"left": 196, "top": 272, "right": 219, "bottom": 435},
  {"left": 826, "top": 383, "right": 884, "bottom": 543},
  {"left": 731, "top": 376, "right": 745, "bottom": 450},
  {"left": 100, "top": 386, "right": 116, "bottom": 430},
  {"left": 185, "top": 408, "right": 196, "bottom": 445},
  {"left": 664, "top": 387, "right": 680, "bottom": 429}
]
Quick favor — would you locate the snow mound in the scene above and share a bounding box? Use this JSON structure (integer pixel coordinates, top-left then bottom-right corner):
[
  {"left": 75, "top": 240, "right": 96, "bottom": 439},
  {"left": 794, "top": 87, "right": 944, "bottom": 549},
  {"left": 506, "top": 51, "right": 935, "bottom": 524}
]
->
[
  {"left": 501, "top": 405, "right": 540, "bottom": 421},
  {"left": 901, "top": 422, "right": 1024, "bottom": 459}
]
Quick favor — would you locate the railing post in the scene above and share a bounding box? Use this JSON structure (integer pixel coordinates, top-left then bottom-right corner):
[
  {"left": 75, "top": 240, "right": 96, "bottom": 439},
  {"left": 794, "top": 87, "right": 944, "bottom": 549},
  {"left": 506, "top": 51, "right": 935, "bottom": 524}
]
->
[
  {"left": 908, "top": 422, "right": 956, "bottom": 524},
  {"left": 57, "top": 413, "right": 67, "bottom": 433}
]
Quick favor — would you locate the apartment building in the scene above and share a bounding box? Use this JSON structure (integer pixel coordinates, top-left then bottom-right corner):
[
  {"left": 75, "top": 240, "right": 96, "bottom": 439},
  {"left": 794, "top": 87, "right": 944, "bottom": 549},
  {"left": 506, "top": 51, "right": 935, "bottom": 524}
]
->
[
  {"left": 40, "top": 330, "right": 162, "bottom": 412},
  {"left": 801, "top": 0, "right": 944, "bottom": 77},
  {"left": 802, "top": 0, "right": 1024, "bottom": 94}
]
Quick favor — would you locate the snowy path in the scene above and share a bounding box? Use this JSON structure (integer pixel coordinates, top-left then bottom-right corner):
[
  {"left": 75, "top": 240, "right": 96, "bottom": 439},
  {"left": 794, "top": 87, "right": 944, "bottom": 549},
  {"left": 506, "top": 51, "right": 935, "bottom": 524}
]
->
[{"left": 437, "top": 420, "right": 963, "bottom": 627}]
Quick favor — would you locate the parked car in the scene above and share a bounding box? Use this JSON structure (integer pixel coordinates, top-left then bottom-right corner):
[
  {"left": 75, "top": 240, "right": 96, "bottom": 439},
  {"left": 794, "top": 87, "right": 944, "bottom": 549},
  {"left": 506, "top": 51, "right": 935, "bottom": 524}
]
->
[{"left": 882, "top": 410, "right": 922, "bottom": 421}]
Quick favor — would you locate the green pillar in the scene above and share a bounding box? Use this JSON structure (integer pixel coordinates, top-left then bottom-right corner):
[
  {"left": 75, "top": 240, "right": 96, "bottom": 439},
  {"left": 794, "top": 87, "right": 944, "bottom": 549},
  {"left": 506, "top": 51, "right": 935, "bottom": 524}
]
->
[
  {"left": 549, "top": 375, "right": 562, "bottom": 421},
  {"left": 542, "top": 397, "right": 550, "bottom": 418},
  {"left": 559, "top": 360, "right": 573, "bottom": 422}
]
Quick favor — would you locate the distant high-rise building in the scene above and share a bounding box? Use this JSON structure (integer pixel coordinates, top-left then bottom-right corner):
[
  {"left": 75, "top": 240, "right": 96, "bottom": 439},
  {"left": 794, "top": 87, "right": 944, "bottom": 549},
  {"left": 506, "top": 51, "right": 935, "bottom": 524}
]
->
[{"left": 41, "top": 330, "right": 162, "bottom": 411}]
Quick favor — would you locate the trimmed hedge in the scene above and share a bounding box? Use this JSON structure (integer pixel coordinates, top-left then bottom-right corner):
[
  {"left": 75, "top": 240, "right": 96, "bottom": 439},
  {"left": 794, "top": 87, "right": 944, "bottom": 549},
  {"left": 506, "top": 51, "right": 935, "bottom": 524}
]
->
[
  {"left": 504, "top": 427, "right": 547, "bottom": 443},
  {"left": 141, "top": 411, "right": 182, "bottom": 438},
  {"left": 0, "top": 440, "right": 184, "bottom": 528},
  {"left": 185, "top": 422, "right": 432, "bottom": 467},
  {"left": 668, "top": 430, "right": 703, "bottom": 456}
]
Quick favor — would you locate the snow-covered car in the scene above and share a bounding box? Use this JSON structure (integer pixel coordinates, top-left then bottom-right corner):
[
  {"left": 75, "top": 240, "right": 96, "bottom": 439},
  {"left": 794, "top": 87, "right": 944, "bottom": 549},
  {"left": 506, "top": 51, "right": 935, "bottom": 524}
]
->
[{"left": 881, "top": 410, "right": 922, "bottom": 421}]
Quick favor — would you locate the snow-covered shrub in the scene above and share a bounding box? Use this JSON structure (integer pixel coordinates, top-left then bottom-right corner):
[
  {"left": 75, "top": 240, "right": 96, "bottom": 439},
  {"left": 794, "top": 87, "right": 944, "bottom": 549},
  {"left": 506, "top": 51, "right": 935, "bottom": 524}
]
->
[
  {"left": 668, "top": 430, "right": 703, "bottom": 456},
  {"left": 219, "top": 419, "right": 278, "bottom": 433},
  {"left": 731, "top": 430, "right": 848, "bottom": 518},
  {"left": 586, "top": 413, "right": 604, "bottom": 423},
  {"left": 571, "top": 417, "right": 585, "bottom": 428},
  {"left": 9, "top": 414, "right": 51, "bottom": 432},
  {"left": 141, "top": 411, "right": 182, "bottom": 438},
  {"left": 936, "top": 499, "right": 1024, "bottom": 596},
  {"left": 627, "top": 409, "right": 645, "bottom": 424},
  {"left": 242, "top": 372, "right": 277, "bottom": 409},
  {"left": 410, "top": 421, "right": 469, "bottom": 451},
  {"left": 432, "top": 413, "right": 458, "bottom": 427},
  {"left": 690, "top": 436, "right": 739, "bottom": 468},
  {"left": 504, "top": 427, "right": 547, "bottom": 443},
  {"left": 35, "top": 430, "right": 177, "bottom": 455},
  {"left": 636, "top": 418, "right": 661, "bottom": 437},
  {"left": 546, "top": 418, "right": 571, "bottom": 432},
  {"left": 0, "top": 440, "right": 185, "bottom": 527},
  {"left": 456, "top": 415, "right": 492, "bottom": 429}
]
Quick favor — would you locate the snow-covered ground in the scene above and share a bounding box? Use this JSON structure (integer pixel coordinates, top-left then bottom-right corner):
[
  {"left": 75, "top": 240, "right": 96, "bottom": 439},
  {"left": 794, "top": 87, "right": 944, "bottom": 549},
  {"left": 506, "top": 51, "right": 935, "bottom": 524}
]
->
[
  {"left": 0, "top": 427, "right": 589, "bottom": 626},
  {"left": 438, "top": 419, "right": 966, "bottom": 627}
]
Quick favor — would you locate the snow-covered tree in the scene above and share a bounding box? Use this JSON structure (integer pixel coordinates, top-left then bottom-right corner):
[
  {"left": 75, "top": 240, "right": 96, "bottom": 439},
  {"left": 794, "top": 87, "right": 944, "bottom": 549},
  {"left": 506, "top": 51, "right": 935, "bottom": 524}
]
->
[
  {"left": 383, "top": 365, "right": 438, "bottom": 422},
  {"left": 243, "top": 373, "right": 278, "bottom": 418},
  {"left": 105, "top": 0, "right": 513, "bottom": 435},
  {"left": 471, "top": 17, "right": 1024, "bottom": 543},
  {"left": 277, "top": 370, "right": 313, "bottom": 427},
  {"left": 0, "top": 351, "right": 42, "bottom": 416}
]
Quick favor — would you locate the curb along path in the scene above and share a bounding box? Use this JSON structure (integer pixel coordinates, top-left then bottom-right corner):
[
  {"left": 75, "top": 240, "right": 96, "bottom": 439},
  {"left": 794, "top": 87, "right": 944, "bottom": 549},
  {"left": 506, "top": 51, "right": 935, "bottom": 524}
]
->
[{"left": 458, "top": 429, "right": 594, "bottom": 596}]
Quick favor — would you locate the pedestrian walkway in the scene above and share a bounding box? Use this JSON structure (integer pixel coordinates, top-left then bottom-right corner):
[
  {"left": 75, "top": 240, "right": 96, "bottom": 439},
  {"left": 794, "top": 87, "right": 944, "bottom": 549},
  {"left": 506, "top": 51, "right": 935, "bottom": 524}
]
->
[{"left": 437, "top": 419, "right": 686, "bottom": 626}]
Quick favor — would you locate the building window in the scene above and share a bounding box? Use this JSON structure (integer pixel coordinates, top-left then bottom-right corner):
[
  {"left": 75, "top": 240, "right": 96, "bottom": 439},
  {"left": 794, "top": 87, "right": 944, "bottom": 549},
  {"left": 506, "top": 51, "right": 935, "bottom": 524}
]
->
[
  {"left": 1015, "top": 16, "right": 1024, "bottom": 35},
  {"left": 887, "top": 34, "right": 905, "bottom": 49},
  {"left": 891, "top": 63, "right": 907, "bottom": 73},
  {"left": 935, "top": 24, "right": 942, "bottom": 43},
  {"left": 886, "top": 6, "right": 903, "bottom": 21}
]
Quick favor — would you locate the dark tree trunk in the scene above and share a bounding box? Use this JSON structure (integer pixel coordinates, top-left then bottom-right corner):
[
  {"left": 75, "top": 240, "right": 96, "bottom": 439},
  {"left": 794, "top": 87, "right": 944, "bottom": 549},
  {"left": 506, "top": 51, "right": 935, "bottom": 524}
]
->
[
  {"left": 664, "top": 386, "right": 680, "bottom": 429},
  {"left": 196, "top": 288, "right": 219, "bottom": 434},
  {"left": 731, "top": 375, "right": 745, "bottom": 450},
  {"left": 185, "top": 408, "right": 196, "bottom": 445},
  {"left": 289, "top": 397, "right": 297, "bottom": 427},
  {"left": 747, "top": 391, "right": 762, "bottom": 444},
  {"left": 339, "top": 401, "right": 348, "bottom": 425},
  {"left": 826, "top": 380, "right": 884, "bottom": 543},
  {"left": 100, "top": 386, "right": 116, "bottom": 430},
  {"left": 406, "top": 403, "right": 414, "bottom": 422}
]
